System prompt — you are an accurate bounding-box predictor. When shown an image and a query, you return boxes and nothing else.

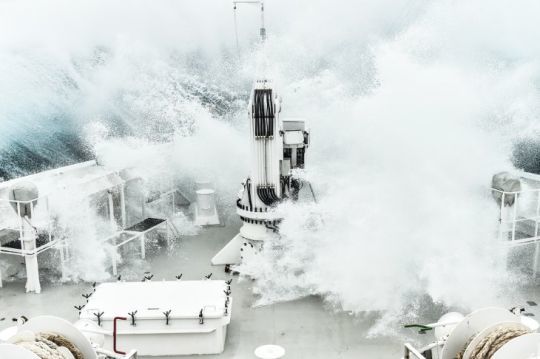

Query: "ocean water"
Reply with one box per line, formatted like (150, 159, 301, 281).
(2, 0, 540, 334)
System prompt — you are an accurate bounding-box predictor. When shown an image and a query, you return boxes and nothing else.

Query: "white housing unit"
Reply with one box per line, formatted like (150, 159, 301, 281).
(194, 188, 220, 226)
(79, 280, 232, 356)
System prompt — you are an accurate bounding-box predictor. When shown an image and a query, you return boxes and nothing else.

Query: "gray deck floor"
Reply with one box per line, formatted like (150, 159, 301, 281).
(0, 220, 414, 358)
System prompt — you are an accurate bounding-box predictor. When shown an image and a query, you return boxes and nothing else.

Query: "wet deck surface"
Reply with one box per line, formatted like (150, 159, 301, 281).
(0, 219, 411, 358)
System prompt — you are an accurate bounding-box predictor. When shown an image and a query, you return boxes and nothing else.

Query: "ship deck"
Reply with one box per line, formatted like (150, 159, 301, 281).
(3, 217, 540, 358)
(0, 219, 405, 358)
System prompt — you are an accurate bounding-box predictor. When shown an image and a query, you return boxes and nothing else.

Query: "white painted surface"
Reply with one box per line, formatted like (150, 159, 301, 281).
(433, 312, 463, 342)
(492, 333, 540, 358)
(194, 188, 220, 226)
(521, 316, 540, 332)
(0, 343, 40, 359)
(81, 281, 229, 320)
(0, 225, 404, 359)
(80, 280, 231, 356)
(197, 189, 216, 211)
(255, 344, 286, 359)
(440, 307, 520, 359)
(283, 131, 304, 146)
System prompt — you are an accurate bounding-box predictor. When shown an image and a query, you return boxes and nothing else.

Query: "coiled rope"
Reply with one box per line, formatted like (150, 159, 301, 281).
(455, 325, 530, 359)
(9, 330, 83, 359)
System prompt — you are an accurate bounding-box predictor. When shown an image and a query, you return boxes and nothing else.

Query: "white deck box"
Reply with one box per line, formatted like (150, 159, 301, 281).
(79, 280, 232, 356)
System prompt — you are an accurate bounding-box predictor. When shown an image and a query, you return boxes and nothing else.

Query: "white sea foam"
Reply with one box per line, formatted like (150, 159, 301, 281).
(1, 0, 540, 333)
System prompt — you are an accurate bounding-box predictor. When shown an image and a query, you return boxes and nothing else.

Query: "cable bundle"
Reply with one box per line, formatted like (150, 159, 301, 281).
(257, 185, 280, 206)
(253, 89, 274, 138)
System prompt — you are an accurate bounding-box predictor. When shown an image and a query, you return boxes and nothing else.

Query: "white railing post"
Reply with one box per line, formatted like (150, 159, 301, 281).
(512, 192, 518, 242)
(535, 190, 540, 237)
(142, 198, 146, 220)
(403, 344, 426, 359)
(499, 192, 505, 241)
(17, 201, 23, 240)
(533, 190, 540, 278)
(46, 196, 52, 243)
(172, 191, 176, 215)
(120, 185, 126, 229)
(108, 191, 116, 231)
(111, 246, 118, 276)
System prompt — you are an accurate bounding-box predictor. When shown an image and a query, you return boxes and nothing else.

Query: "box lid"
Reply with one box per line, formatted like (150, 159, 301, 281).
(80, 280, 229, 320)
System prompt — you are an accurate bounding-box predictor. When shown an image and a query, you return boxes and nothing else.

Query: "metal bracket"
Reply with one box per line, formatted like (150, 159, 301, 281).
(113, 316, 128, 355)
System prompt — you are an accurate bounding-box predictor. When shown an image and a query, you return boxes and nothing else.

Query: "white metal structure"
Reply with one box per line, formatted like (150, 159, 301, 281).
(194, 181, 221, 226)
(492, 171, 540, 276)
(0, 193, 60, 293)
(233, 0, 266, 53)
(0, 315, 137, 359)
(0, 161, 117, 292)
(402, 307, 540, 359)
(78, 280, 232, 356)
(0, 160, 185, 291)
(105, 218, 173, 276)
(212, 81, 310, 265)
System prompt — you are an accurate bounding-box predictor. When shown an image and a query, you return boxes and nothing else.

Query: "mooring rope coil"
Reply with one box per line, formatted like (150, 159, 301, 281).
(10, 330, 84, 359)
(455, 325, 530, 359)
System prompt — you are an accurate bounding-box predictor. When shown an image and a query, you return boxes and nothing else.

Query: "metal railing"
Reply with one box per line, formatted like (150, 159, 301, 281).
(493, 186, 540, 246)
(0, 195, 56, 255)
(492, 175, 540, 277)
(403, 344, 427, 359)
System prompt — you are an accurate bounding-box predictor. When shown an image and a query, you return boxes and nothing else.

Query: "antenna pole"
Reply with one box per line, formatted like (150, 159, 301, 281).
(259, 1, 266, 42)
(233, 3, 240, 55)
(233, 0, 267, 47)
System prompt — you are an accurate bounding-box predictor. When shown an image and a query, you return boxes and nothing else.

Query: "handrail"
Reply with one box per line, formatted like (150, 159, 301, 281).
(113, 317, 128, 355)
(0, 238, 62, 256)
(493, 185, 540, 245)
(403, 343, 427, 359)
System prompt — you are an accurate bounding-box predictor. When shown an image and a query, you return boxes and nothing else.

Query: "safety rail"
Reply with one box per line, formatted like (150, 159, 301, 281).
(0, 196, 52, 241)
(105, 218, 172, 276)
(403, 343, 427, 359)
(143, 188, 190, 220)
(493, 177, 540, 277)
(0, 195, 66, 290)
(493, 186, 540, 245)
(0, 161, 186, 292)
(0, 238, 62, 256)
(0, 196, 60, 258)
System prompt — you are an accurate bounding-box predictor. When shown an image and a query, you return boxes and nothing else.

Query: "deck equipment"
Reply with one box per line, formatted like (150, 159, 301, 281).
(194, 180, 221, 226)
(212, 81, 310, 265)
(0, 160, 185, 292)
(403, 307, 540, 359)
(77, 280, 232, 356)
(0, 315, 137, 358)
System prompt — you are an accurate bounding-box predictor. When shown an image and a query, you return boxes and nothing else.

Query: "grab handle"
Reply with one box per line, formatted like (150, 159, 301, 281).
(113, 316, 127, 354)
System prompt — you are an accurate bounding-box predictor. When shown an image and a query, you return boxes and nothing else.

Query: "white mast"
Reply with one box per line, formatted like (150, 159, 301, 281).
(233, 0, 266, 55)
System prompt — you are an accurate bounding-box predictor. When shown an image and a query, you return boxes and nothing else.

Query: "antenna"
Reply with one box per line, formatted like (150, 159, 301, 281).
(233, 0, 266, 53)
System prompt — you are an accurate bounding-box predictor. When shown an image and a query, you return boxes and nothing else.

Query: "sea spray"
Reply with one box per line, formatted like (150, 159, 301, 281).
(1, 0, 540, 334)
